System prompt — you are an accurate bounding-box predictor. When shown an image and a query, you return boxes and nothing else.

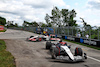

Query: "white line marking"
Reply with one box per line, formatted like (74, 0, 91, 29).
(87, 56, 100, 63)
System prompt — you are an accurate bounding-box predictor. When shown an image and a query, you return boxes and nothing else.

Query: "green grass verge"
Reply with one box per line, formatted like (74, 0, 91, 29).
(63, 39, 100, 50)
(0, 30, 6, 32)
(0, 40, 16, 67)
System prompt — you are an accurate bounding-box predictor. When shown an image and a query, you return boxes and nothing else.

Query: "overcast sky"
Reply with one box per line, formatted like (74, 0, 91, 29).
(0, 0, 100, 26)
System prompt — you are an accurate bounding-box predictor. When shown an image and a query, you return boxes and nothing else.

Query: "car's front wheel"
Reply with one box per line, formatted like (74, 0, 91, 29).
(75, 47, 83, 56)
(46, 42, 51, 49)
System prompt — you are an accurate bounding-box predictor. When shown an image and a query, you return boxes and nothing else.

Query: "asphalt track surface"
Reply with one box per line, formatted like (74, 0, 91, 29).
(0, 29, 100, 67)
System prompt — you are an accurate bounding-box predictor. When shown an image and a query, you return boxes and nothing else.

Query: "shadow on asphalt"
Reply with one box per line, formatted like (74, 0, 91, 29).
(41, 48, 47, 50)
(41, 47, 51, 55)
(45, 57, 85, 64)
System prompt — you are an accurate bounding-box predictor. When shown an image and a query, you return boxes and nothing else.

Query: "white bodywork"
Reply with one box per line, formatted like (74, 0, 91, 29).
(43, 36, 50, 41)
(29, 36, 38, 39)
(61, 46, 75, 60)
(56, 46, 85, 62)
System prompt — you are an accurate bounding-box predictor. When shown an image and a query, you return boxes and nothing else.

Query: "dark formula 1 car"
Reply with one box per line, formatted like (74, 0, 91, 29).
(26, 36, 42, 42)
(50, 44, 87, 62)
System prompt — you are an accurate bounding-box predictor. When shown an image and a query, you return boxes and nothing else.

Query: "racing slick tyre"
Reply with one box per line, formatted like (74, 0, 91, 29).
(39, 38, 42, 41)
(51, 47, 59, 59)
(75, 47, 83, 56)
(46, 42, 51, 49)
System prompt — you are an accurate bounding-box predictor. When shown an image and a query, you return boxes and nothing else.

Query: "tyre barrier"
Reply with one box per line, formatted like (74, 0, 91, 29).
(62, 36, 100, 47)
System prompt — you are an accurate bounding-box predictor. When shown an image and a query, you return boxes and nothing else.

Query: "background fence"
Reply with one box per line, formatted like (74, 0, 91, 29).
(8, 26, 100, 47)
(9, 26, 100, 40)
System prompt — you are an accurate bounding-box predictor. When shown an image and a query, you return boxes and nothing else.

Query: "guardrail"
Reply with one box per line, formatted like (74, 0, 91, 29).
(8, 27, 100, 47)
(62, 35, 100, 47)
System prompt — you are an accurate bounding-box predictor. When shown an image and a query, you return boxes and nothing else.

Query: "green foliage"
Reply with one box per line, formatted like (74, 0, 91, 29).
(15, 23, 18, 27)
(80, 17, 91, 30)
(0, 16, 6, 25)
(0, 40, 16, 67)
(6, 21, 18, 27)
(68, 9, 77, 26)
(91, 34, 98, 39)
(48, 23, 52, 27)
(61, 9, 69, 26)
(45, 6, 77, 27)
(23, 21, 38, 27)
(0, 29, 6, 32)
(32, 21, 38, 27)
(52, 7, 62, 27)
(23, 21, 30, 27)
(41, 23, 47, 27)
(45, 14, 50, 26)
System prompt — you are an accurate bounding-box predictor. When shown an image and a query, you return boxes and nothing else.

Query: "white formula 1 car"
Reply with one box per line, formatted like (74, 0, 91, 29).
(26, 36, 43, 42)
(42, 34, 61, 41)
(50, 44, 87, 62)
(26, 34, 61, 42)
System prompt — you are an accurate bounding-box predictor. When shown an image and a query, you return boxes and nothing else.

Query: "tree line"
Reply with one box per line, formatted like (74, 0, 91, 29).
(0, 6, 100, 39)
(22, 6, 78, 27)
(0, 6, 91, 28)
(0, 6, 98, 29)
(45, 6, 77, 27)
(0, 16, 6, 26)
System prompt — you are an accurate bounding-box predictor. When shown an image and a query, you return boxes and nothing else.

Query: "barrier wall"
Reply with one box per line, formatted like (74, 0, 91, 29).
(62, 36, 100, 47)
